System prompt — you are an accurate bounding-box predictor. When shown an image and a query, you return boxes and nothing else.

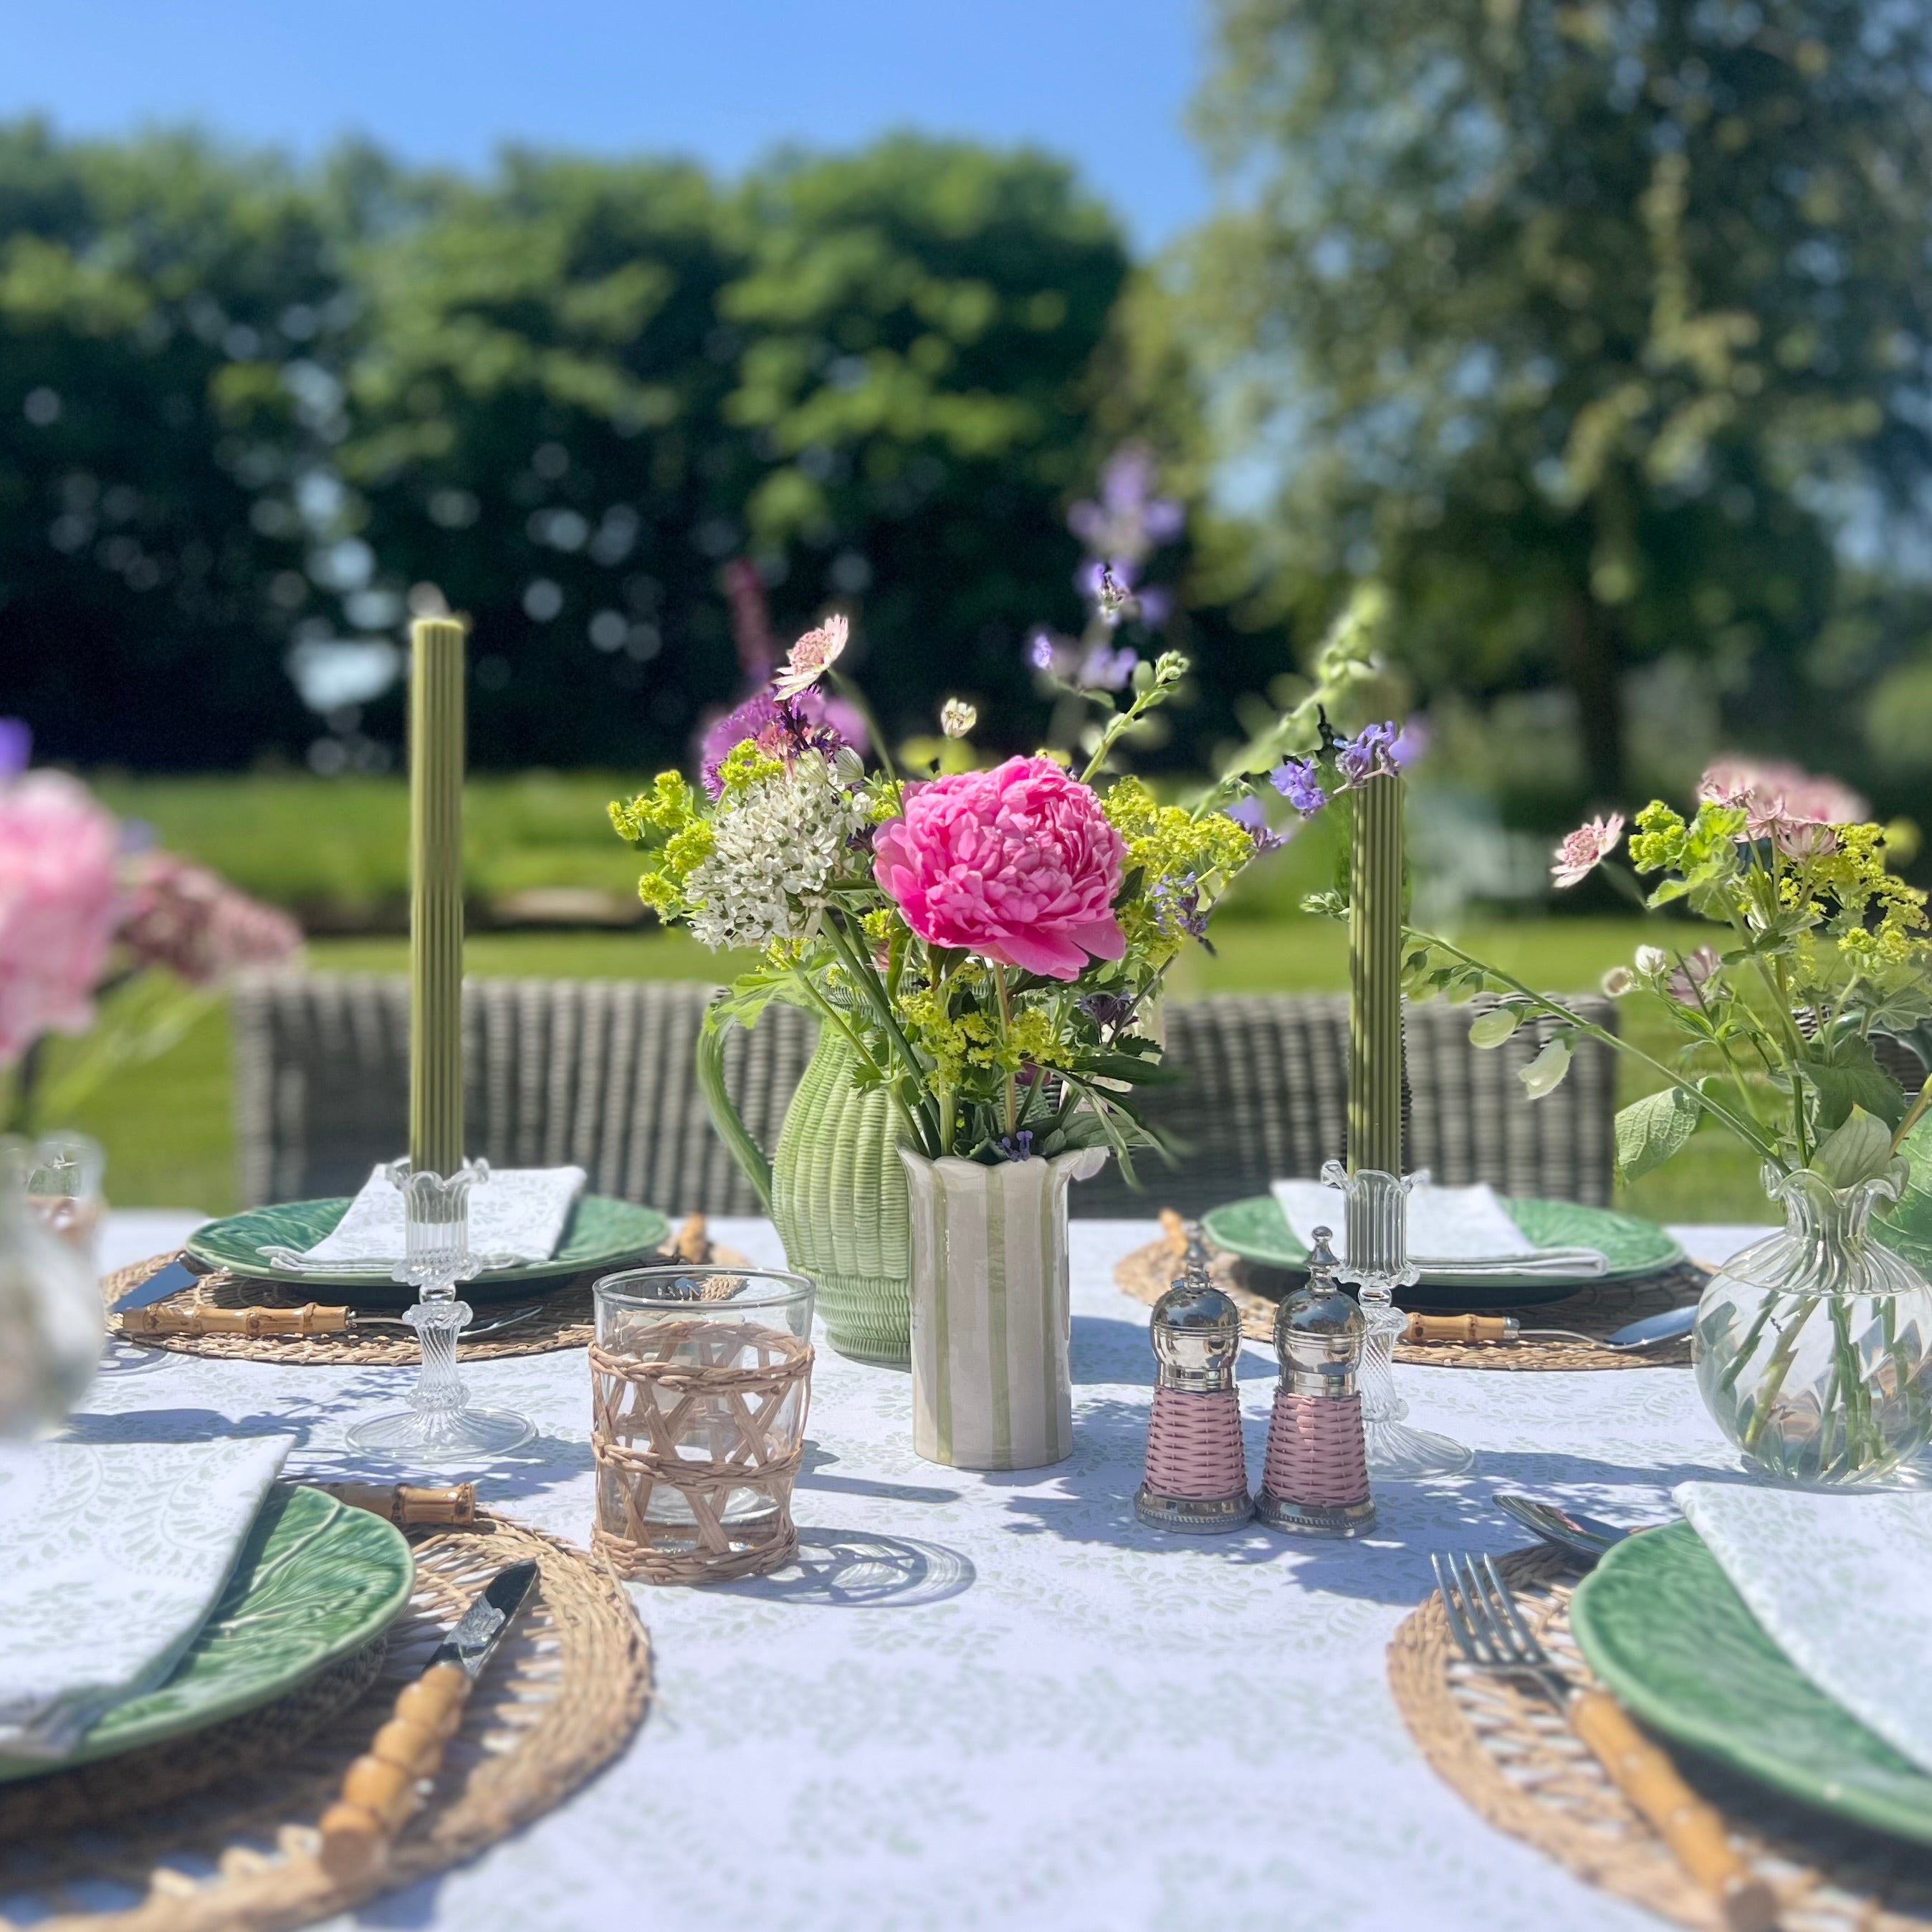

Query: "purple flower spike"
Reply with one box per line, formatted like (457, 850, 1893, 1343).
(1270, 758, 1329, 816)
(1026, 629, 1056, 673)
(1225, 795, 1283, 851)
(0, 718, 31, 779)
(998, 1129, 1036, 1162)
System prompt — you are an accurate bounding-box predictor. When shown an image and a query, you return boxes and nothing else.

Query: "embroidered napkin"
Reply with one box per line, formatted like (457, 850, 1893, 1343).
(1675, 1482, 1932, 1777)
(1273, 1177, 1543, 1261)
(291, 1163, 587, 1271)
(0, 1435, 294, 1760)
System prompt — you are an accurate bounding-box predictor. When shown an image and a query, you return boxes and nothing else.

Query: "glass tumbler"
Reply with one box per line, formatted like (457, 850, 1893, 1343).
(590, 1265, 816, 1584)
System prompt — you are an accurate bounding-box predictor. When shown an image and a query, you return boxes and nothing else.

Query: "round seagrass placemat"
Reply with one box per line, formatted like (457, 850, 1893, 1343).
(1388, 1545, 1932, 1931)
(0, 1508, 651, 1932)
(103, 1223, 748, 1366)
(1112, 1237, 1708, 1370)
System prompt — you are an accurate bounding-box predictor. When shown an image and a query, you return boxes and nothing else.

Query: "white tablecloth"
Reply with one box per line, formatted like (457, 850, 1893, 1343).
(77, 1215, 1773, 1932)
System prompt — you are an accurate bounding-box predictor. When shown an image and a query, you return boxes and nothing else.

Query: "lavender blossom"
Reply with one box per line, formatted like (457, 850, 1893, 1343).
(1270, 757, 1329, 816)
(1076, 641, 1139, 692)
(0, 719, 29, 780)
(1335, 721, 1402, 785)
(998, 1129, 1036, 1162)
(1026, 629, 1056, 672)
(1149, 876, 1210, 943)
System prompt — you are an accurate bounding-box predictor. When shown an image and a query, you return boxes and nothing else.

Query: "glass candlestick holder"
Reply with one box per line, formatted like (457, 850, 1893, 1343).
(1319, 1160, 1473, 1480)
(345, 1159, 536, 1461)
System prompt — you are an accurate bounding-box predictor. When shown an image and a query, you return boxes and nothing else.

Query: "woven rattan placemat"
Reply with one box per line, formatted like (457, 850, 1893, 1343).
(104, 1220, 746, 1365)
(0, 1507, 651, 1932)
(1113, 1237, 1708, 1370)
(1388, 1545, 1932, 1931)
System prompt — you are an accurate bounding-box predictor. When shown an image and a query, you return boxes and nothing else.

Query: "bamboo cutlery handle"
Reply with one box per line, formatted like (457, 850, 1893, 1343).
(315, 1481, 477, 1528)
(1402, 1312, 1516, 1344)
(119, 1301, 350, 1337)
(1568, 1690, 1776, 1931)
(317, 1660, 474, 1883)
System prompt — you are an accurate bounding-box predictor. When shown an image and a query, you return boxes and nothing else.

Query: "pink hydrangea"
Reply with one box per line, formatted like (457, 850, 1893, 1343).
(119, 852, 302, 987)
(873, 756, 1126, 980)
(0, 773, 121, 1066)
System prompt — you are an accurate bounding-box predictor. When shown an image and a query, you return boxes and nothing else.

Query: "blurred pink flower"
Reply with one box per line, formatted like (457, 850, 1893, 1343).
(118, 853, 302, 987)
(1551, 813, 1624, 889)
(1697, 757, 1868, 841)
(1665, 945, 1722, 1006)
(0, 773, 121, 1066)
(873, 755, 1126, 980)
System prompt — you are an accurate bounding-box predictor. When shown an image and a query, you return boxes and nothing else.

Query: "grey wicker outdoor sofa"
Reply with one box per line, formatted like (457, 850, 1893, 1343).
(231, 975, 1620, 1219)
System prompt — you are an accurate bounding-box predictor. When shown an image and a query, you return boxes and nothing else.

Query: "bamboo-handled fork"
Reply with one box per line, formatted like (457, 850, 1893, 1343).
(1431, 1552, 1778, 1932)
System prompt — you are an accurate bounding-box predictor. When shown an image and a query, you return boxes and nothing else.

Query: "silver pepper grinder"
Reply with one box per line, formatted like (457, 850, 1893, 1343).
(1135, 1233, 1253, 1532)
(1254, 1227, 1376, 1536)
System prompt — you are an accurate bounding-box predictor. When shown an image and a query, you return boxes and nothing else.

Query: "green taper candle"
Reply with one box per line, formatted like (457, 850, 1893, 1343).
(1347, 767, 1404, 1175)
(408, 616, 466, 1177)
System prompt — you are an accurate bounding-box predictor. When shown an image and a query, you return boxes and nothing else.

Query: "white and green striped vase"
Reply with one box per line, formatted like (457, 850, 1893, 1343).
(899, 1145, 1109, 1471)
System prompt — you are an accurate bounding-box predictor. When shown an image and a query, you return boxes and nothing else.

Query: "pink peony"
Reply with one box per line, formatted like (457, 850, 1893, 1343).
(1551, 813, 1624, 889)
(119, 851, 302, 987)
(873, 756, 1126, 980)
(0, 773, 121, 1066)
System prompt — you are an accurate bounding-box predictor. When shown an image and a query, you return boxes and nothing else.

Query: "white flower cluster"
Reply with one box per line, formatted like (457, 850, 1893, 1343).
(687, 753, 862, 950)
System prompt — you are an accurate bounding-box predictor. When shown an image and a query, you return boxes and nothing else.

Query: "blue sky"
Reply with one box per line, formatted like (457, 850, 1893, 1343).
(0, 1, 1217, 250)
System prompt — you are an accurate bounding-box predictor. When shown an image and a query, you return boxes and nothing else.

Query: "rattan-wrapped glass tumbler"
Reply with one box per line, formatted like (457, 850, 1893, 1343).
(590, 1265, 815, 1584)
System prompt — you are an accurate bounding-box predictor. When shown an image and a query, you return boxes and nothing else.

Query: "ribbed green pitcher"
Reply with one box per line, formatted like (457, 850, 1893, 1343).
(698, 1015, 911, 1365)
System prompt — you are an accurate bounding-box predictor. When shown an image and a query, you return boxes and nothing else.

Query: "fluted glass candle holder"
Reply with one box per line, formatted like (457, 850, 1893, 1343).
(1319, 1160, 1473, 1480)
(345, 1159, 536, 1461)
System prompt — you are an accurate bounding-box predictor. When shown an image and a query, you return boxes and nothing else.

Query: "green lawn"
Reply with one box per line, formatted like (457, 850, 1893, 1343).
(62, 916, 1766, 1225)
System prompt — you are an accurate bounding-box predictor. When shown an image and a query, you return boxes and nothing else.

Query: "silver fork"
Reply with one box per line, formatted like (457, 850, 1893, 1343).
(1432, 1551, 1777, 1932)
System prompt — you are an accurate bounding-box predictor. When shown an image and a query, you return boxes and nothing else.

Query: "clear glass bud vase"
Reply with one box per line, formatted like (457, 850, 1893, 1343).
(1694, 1164, 1932, 1486)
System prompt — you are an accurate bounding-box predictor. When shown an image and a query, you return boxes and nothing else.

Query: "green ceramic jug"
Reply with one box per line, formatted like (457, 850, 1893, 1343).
(697, 1012, 912, 1365)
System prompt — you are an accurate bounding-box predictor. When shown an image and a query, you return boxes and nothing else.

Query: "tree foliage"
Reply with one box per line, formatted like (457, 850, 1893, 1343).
(1188, 0, 1932, 800)
(1, 125, 1210, 775)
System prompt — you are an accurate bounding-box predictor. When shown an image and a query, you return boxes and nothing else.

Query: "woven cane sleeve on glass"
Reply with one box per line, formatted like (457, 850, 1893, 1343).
(1261, 1385, 1371, 1509)
(1143, 1385, 1248, 1501)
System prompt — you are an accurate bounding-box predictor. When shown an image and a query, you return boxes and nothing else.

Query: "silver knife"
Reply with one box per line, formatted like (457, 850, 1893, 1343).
(317, 1558, 540, 1880)
(110, 1256, 202, 1314)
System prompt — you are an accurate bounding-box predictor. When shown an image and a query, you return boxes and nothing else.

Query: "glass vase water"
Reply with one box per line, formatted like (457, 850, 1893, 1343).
(1694, 1163, 1932, 1486)
(345, 1159, 536, 1460)
(1319, 1159, 1473, 1479)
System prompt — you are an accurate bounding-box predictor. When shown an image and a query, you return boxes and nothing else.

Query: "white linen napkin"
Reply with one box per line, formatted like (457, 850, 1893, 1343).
(0, 1435, 294, 1760)
(1676, 1482, 1932, 1776)
(289, 1163, 587, 1272)
(1273, 1177, 1542, 1261)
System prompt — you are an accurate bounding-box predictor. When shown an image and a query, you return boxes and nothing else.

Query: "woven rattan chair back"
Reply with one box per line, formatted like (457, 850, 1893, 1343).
(235, 977, 1617, 1222)
(1071, 992, 1620, 1218)
(232, 975, 816, 1215)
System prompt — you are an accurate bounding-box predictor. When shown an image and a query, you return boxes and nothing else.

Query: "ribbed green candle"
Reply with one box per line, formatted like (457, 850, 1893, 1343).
(408, 616, 466, 1177)
(1347, 769, 1405, 1175)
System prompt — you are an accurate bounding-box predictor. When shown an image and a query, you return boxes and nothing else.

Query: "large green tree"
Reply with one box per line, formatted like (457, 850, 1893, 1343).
(337, 136, 1135, 770)
(0, 123, 330, 765)
(1189, 0, 1932, 803)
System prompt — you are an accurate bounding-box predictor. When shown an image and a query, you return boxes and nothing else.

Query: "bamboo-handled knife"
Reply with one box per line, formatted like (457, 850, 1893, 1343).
(317, 1557, 539, 1884)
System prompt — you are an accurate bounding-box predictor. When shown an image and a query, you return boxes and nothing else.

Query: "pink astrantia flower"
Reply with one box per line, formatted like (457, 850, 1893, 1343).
(119, 852, 302, 987)
(1551, 813, 1625, 889)
(1697, 757, 1867, 843)
(1665, 945, 1722, 1007)
(0, 772, 121, 1066)
(772, 613, 849, 701)
(872, 755, 1126, 980)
